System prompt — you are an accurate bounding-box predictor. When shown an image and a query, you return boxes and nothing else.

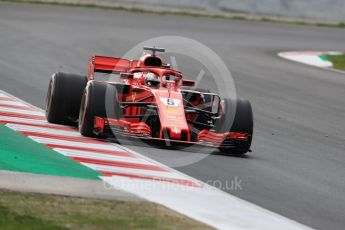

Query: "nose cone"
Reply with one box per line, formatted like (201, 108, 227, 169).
(164, 125, 188, 141)
(154, 91, 190, 141)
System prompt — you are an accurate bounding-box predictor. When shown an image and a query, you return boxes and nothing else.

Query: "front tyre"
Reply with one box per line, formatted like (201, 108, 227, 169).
(216, 98, 253, 155)
(78, 81, 121, 138)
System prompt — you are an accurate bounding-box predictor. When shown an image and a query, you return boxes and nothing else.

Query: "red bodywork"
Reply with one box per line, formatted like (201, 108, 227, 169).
(87, 53, 248, 147)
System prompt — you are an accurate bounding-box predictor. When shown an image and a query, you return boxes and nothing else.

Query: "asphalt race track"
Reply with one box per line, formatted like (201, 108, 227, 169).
(1, 3, 345, 229)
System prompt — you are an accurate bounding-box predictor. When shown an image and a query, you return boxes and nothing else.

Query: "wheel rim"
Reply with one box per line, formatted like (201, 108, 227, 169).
(45, 76, 54, 117)
(78, 90, 88, 131)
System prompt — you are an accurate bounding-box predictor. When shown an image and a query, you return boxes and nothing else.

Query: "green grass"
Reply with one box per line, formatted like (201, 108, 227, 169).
(0, 205, 66, 230)
(1, 0, 345, 29)
(326, 54, 345, 71)
(0, 189, 213, 230)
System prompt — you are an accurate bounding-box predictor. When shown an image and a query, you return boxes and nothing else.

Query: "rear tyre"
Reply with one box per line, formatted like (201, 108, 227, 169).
(216, 98, 253, 155)
(46, 72, 87, 125)
(78, 81, 121, 138)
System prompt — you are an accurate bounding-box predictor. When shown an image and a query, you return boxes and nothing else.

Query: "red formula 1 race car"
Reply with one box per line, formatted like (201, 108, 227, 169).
(46, 47, 253, 155)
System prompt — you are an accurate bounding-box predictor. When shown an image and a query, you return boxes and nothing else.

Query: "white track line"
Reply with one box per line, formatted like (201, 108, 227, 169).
(6, 124, 80, 137)
(278, 51, 345, 75)
(0, 100, 30, 106)
(0, 93, 12, 98)
(0, 107, 44, 116)
(278, 52, 332, 67)
(56, 148, 155, 165)
(0, 116, 63, 126)
(83, 163, 188, 180)
(29, 136, 126, 152)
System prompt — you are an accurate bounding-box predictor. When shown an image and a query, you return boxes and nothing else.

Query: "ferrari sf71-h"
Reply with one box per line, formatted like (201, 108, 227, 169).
(46, 47, 253, 155)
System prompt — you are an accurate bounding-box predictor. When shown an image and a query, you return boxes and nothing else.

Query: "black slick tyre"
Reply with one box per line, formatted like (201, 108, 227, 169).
(46, 72, 87, 125)
(216, 98, 253, 155)
(78, 81, 121, 138)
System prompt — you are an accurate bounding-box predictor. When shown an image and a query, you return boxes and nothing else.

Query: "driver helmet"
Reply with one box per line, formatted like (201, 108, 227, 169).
(145, 72, 160, 87)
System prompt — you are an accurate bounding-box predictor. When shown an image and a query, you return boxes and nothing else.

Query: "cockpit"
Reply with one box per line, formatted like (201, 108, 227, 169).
(138, 72, 182, 89)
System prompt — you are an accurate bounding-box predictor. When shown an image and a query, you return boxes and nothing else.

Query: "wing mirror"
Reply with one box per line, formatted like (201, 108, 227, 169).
(182, 79, 195, 87)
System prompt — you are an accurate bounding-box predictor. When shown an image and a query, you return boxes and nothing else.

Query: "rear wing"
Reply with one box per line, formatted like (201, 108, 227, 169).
(88, 55, 138, 79)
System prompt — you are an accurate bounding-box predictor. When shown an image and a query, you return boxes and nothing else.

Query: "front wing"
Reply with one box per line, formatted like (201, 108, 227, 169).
(94, 117, 250, 149)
